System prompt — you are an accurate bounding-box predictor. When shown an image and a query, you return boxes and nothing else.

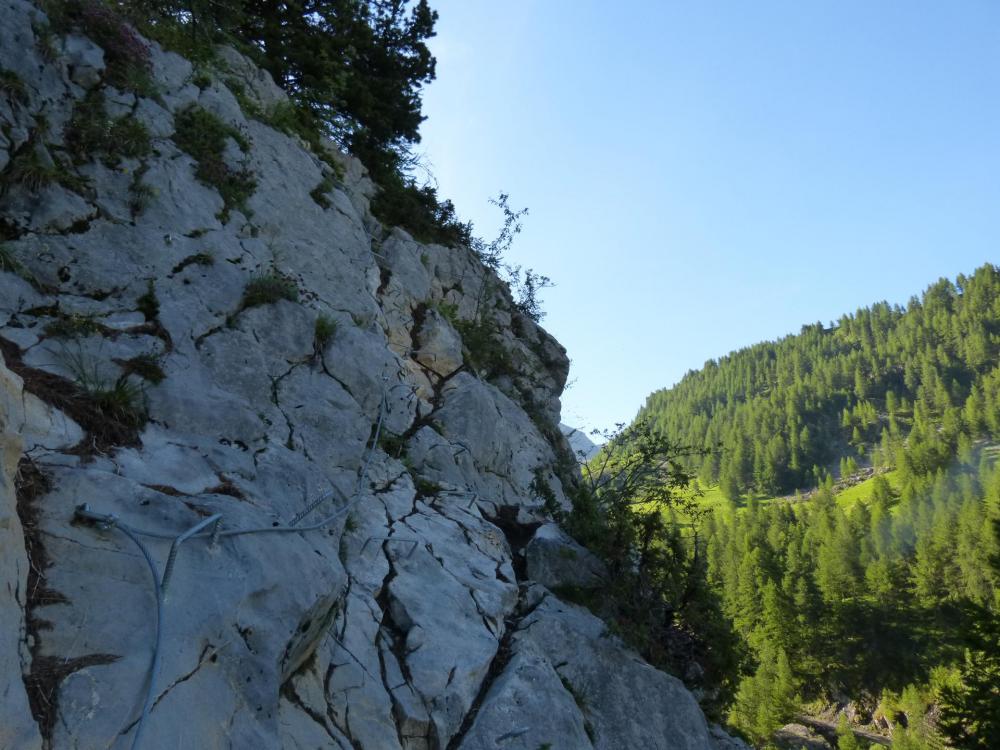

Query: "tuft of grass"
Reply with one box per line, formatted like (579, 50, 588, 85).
(171, 252, 214, 273)
(43, 313, 102, 339)
(309, 176, 336, 209)
(136, 280, 159, 320)
(4, 149, 59, 193)
(3, 140, 90, 195)
(414, 477, 442, 496)
(172, 106, 256, 221)
(120, 353, 165, 384)
(66, 92, 151, 164)
(0, 244, 35, 284)
(48, 344, 148, 448)
(378, 431, 406, 458)
(128, 170, 155, 217)
(191, 71, 212, 89)
(0, 69, 28, 105)
(34, 24, 59, 63)
(241, 271, 298, 309)
(314, 314, 337, 348)
(91, 378, 147, 427)
(454, 316, 511, 378)
(113, 118, 152, 159)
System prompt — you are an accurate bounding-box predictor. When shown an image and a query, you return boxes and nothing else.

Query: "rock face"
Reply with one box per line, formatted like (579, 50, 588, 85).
(0, 3, 741, 748)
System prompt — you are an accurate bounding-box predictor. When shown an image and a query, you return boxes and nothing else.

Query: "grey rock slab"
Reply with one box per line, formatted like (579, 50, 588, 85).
(0, 420, 43, 748)
(148, 42, 193, 99)
(435, 372, 566, 513)
(320, 323, 417, 436)
(0, 271, 47, 315)
(1, 350, 84, 452)
(61, 33, 105, 89)
(279, 695, 355, 749)
(213, 45, 288, 113)
(385, 514, 510, 746)
(34, 463, 348, 749)
(274, 363, 371, 472)
(515, 590, 716, 750)
(139, 147, 226, 233)
(144, 351, 269, 446)
(525, 523, 607, 590)
(415, 308, 463, 376)
(455, 649, 594, 750)
(381, 231, 433, 303)
(709, 724, 752, 750)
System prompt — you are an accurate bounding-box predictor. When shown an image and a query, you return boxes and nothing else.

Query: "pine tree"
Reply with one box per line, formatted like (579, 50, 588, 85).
(938, 519, 1000, 748)
(835, 714, 861, 750)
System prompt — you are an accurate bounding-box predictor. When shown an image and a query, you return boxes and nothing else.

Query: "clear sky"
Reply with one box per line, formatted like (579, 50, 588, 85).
(416, 1, 1000, 434)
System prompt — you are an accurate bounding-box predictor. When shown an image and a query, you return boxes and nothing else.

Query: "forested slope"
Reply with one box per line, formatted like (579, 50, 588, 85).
(636, 265, 1000, 747)
(640, 264, 1000, 499)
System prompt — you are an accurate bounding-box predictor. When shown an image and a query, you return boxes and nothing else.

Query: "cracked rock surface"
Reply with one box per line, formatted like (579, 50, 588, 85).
(0, 2, 744, 748)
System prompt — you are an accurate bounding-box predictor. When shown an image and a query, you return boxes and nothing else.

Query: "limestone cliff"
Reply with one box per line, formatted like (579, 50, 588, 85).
(0, 2, 744, 747)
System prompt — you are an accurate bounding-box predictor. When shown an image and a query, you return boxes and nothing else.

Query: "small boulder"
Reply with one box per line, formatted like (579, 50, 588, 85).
(415, 308, 463, 376)
(525, 523, 607, 590)
(62, 33, 105, 89)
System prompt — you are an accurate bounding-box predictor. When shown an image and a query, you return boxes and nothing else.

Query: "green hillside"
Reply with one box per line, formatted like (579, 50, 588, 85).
(636, 265, 1000, 747)
(640, 264, 1000, 500)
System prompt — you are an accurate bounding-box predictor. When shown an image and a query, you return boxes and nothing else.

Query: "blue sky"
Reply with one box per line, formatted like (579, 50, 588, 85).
(416, 1, 1000, 433)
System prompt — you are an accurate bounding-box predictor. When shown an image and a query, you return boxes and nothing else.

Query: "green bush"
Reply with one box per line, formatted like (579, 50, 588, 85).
(0, 245, 34, 284)
(172, 106, 256, 221)
(309, 176, 336, 209)
(128, 169, 156, 216)
(120, 353, 165, 384)
(242, 271, 298, 309)
(454, 316, 511, 378)
(43, 313, 102, 339)
(67, 92, 151, 164)
(171, 252, 214, 273)
(0, 70, 28, 105)
(370, 174, 471, 247)
(136, 280, 159, 320)
(314, 314, 337, 348)
(2, 147, 88, 194)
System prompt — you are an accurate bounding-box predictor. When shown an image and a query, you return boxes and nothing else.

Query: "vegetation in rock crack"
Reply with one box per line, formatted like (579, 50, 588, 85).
(313, 314, 337, 349)
(2, 145, 88, 195)
(119, 353, 165, 385)
(60, 347, 148, 431)
(43, 313, 103, 339)
(0, 69, 28, 105)
(309, 175, 337, 209)
(470, 193, 553, 323)
(241, 271, 298, 309)
(66, 92, 152, 165)
(128, 166, 156, 217)
(0, 244, 35, 284)
(172, 106, 256, 221)
(136, 280, 159, 320)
